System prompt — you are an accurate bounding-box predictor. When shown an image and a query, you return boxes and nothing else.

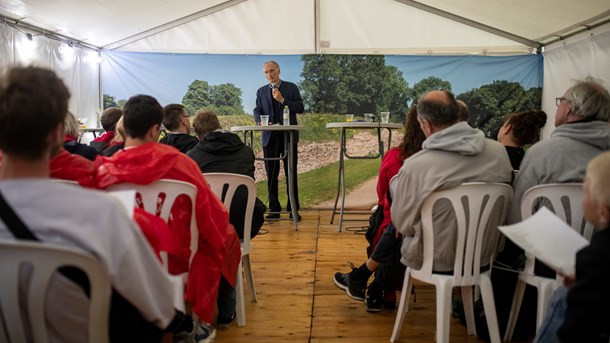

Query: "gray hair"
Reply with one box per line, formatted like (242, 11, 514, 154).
(565, 76, 610, 121)
(264, 60, 280, 71)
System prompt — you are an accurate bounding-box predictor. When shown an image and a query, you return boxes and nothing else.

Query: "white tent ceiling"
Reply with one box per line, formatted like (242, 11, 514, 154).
(1, 0, 609, 55)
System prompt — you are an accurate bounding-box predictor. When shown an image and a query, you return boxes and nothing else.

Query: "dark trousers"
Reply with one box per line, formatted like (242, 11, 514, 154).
(263, 133, 299, 212)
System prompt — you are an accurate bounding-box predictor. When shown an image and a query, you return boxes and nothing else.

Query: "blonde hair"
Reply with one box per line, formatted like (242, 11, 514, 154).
(64, 111, 80, 138)
(110, 116, 125, 144)
(585, 151, 610, 208)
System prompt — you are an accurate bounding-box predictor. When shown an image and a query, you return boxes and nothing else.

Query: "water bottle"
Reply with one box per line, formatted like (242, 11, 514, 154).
(283, 105, 290, 125)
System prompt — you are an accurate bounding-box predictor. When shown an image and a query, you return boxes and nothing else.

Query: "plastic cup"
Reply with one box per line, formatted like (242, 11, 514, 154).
(345, 114, 354, 122)
(364, 113, 374, 122)
(380, 111, 390, 123)
(260, 115, 269, 126)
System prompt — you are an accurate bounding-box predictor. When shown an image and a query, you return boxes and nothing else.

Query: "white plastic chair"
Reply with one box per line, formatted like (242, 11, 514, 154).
(0, 239, 111, 343)
(504, 183, 594, 342)
(204, 172, 257, 327)
(107, 179, 198, 312)
(391, 182, 512, 343)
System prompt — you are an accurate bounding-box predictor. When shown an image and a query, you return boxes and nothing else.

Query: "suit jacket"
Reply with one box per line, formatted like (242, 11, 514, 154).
(253, 80, 304, 147)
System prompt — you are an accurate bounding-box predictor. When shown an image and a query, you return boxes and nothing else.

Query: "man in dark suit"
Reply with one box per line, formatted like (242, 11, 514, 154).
(253, 61, 304, 220)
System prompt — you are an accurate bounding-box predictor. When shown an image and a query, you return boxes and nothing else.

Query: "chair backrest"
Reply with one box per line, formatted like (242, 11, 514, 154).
(521, 183, 594, 240)
(419, 182, 512, 283)
(203, 172, 256, 252)
(0, 239, 111, 343)
(520, 183, 594, 274)
(107, 179, 198, 267)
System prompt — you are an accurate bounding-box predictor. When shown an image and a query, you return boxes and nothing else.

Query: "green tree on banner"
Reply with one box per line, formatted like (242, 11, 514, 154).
(103, 94, 117, 109)
(182, 80, 244, 115)
(410, 76, 452, 105)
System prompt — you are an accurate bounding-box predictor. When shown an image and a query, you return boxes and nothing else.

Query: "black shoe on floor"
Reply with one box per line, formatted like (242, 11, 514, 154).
(333, 271, 366, 301)
(265, 213, 280, 220)
(365, 280, 383, 312)
(289, 212, 302, 221)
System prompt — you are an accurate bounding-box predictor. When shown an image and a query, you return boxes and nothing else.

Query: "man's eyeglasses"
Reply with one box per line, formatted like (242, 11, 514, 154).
(555, 97, 568, 107)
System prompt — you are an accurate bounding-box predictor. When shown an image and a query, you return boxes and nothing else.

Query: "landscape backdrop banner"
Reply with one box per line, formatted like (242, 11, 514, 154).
(102, 51, 542, 137)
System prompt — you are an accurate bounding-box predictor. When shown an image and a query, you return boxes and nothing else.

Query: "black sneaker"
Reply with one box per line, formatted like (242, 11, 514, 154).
(365, 294, 383, 312)
(365, 281, 383, 312)
(265, 212, 280, 220)
(333, 272, 366, 301)
(289, 212, 302, 221)
(216, 312, 235, 330)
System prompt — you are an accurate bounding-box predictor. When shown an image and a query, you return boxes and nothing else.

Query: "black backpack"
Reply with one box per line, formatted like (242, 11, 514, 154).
(365, 204, 384, 257)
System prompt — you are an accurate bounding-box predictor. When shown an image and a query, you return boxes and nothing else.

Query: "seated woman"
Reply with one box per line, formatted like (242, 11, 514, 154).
(101, 115, 125, 157)
(497, 109, 547, 169)
(333, 105, 426, 312)
(63, 111, 97, 161)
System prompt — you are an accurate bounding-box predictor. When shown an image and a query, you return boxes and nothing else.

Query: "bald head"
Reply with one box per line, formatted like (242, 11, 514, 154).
(417, 90, 460, 128)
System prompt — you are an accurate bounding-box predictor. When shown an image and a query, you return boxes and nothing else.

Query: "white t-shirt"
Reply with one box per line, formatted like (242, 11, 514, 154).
(0, 179, 176, 343)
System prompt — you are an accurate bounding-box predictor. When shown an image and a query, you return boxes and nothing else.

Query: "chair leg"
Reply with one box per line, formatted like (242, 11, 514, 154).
(436, 281, 453, 343)
(242, 254, 257, 302)
(235, 262, 246, 327)
(390, 271, 414, 342)
(461, 286, 477, 336)
(536, 280, 557, 330)
(504, 278, 526, 342)
(479, 274, 501, 343)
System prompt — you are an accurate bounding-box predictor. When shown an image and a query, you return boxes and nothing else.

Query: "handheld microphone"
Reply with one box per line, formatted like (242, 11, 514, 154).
(270, 82, 277, 89)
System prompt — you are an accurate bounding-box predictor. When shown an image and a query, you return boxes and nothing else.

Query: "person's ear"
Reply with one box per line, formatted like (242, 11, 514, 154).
(149, 124, 160, 140)
(502, 123, 512, 135)
(418, 117, 432, 136)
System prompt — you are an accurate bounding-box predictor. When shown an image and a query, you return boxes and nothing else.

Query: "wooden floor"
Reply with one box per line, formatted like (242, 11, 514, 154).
(211, 210, 522, 343)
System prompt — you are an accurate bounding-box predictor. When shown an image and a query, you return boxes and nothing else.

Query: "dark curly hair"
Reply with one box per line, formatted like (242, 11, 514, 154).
(504, 110, 547, 146)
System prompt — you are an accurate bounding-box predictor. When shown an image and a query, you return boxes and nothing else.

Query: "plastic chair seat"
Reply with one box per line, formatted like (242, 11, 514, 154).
(391, 182, 512, 343)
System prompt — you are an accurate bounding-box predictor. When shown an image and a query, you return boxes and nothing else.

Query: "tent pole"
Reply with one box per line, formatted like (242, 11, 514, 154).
(393, 0, 541, 49)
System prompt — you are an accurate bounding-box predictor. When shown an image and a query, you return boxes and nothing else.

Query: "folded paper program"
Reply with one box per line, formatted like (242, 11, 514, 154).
(498, 207, 589, 276)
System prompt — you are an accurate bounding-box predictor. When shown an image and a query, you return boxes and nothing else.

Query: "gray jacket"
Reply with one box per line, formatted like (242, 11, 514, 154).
(507, 121, 610, 224)
(390, 122, 513, 271)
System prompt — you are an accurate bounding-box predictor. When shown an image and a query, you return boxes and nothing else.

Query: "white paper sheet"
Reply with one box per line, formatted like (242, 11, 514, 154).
(498, 207, 590, 276)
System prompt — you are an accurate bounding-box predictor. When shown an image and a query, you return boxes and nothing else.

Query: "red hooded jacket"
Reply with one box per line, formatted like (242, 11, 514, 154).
(83, 142, 241, 323)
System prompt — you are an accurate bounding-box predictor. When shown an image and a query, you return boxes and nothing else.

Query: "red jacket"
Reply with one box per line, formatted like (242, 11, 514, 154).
(49, 148, 94, 181)
(83, 142, 241, 322)
(373, 148, 403, 250)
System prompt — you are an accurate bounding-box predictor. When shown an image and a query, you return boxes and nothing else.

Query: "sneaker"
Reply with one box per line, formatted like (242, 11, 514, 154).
(289, 212, 302, 221)
(174, 322, 216, 343)
(195, 322, 216, 343)
(265, 212, 280, 220)
(216, 312, 235, 330)
(365, 293, 383, 312)
(333, 272, 365, 301)
(365, 281, 383, 312)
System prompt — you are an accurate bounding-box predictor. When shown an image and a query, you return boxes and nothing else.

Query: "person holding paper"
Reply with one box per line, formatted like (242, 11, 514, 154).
(534, 151, 610, 343)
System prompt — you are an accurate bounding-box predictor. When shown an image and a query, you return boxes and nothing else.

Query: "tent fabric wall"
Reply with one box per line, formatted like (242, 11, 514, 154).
(0, 23, 101, 126)
(541, 23, 610, 139)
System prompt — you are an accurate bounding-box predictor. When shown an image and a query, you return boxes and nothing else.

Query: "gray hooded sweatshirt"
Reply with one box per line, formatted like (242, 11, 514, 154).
(507, 120, 610, 224)
(390, 122, 513, 271)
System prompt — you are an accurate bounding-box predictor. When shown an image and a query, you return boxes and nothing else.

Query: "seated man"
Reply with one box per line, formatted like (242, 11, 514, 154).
(0, 66, 196, 343)
(85, 94, 241, 336)
(89, 107, 123, 153)
(159, 103, 199, 153)
(390, 90, 513, 272)
(187, 110, 266, 329)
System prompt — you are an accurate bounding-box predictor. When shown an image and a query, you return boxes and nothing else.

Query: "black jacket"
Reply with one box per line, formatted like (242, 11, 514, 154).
(159, 133, 198, 154)
(187, 130, 265, 239)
